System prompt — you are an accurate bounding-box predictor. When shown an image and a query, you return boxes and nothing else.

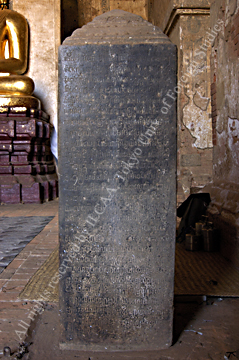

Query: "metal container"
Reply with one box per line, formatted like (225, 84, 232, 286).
(185, 234, 203, 251)
(203, 229, 219, 252)
(195, 222, 203, 236)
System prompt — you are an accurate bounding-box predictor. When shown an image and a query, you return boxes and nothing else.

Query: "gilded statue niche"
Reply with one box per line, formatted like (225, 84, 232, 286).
(0, 0, 40, 109)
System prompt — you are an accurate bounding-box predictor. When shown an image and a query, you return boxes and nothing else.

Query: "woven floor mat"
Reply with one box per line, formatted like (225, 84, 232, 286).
(0, 216, 54, 273)
(19, 246, 59, 302)
(19, 243, 239, 302)
(175, 244, 239, 296)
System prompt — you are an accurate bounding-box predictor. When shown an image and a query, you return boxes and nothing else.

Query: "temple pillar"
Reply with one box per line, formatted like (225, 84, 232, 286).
(152, 0, 214, 205)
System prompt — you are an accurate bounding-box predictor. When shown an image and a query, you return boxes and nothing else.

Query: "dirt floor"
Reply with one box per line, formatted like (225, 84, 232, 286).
(21, 296, 239, 360)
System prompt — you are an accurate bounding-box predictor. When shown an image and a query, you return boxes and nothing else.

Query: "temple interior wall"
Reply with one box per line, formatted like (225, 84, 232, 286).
(61, 0, 150, 41)
(152, 0, 239, 268)
(13, 0, 61, 131)
(151, 0, 213, 31)
(206, 0, 239, 268)
(149, 1, 214, 204)
(167, 13, 213, 204)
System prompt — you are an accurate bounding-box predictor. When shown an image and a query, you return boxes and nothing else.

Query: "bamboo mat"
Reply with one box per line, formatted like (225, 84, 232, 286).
(0, 216, 54, 273)
(175, 244, 239, 296)
(19, 244, 239, 302)
(19, 246, 59, 302)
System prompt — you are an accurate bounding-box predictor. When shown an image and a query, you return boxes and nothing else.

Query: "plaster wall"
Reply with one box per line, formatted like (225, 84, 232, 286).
(152, 0, 213, 31)
(62, 0, 149, 40)
(177, 15, 213, 203)
(207, 0, 239, 268)
(210, 0, 239, 184)
(151, 4, 214, 203)
(13, 0, 61, 132)
(110, 0, 148, 19)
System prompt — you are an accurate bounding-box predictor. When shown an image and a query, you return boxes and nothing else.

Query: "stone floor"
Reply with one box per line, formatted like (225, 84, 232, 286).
(27, 297, 239, 360)
(0, 199, 238, 360)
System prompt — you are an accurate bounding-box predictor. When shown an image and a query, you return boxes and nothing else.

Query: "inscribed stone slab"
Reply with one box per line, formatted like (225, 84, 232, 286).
(58, 10, 177, 351)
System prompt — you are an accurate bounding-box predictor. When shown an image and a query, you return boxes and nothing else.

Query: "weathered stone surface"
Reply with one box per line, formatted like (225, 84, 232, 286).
(152, 0, 213, 31)
(59, 10, 176, 351)
(63, 9, 171, 46)
(181, 154, 201, 167)
(152, 4, 214, 203)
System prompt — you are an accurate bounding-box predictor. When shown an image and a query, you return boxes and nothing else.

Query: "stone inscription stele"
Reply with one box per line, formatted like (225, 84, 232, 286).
(58, 10, 177, 351)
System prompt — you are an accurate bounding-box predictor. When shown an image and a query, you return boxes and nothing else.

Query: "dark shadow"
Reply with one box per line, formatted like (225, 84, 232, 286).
(173, 295, 204, 344)
(212, 214, 239, 270)
(61, 0, 79, 42)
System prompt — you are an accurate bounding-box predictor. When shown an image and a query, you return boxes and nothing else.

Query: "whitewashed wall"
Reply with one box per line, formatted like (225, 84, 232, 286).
(13, 0, 60, 156)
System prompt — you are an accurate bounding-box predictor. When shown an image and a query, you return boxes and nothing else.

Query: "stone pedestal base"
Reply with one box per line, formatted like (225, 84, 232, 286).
(0, 107, 58, 204)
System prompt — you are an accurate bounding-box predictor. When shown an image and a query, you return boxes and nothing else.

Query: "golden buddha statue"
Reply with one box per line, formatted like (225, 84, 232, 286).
(0, 0, 40, 108)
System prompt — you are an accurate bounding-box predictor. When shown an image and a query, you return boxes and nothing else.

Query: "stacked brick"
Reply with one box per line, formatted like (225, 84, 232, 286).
(0, 108, 58, 204)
